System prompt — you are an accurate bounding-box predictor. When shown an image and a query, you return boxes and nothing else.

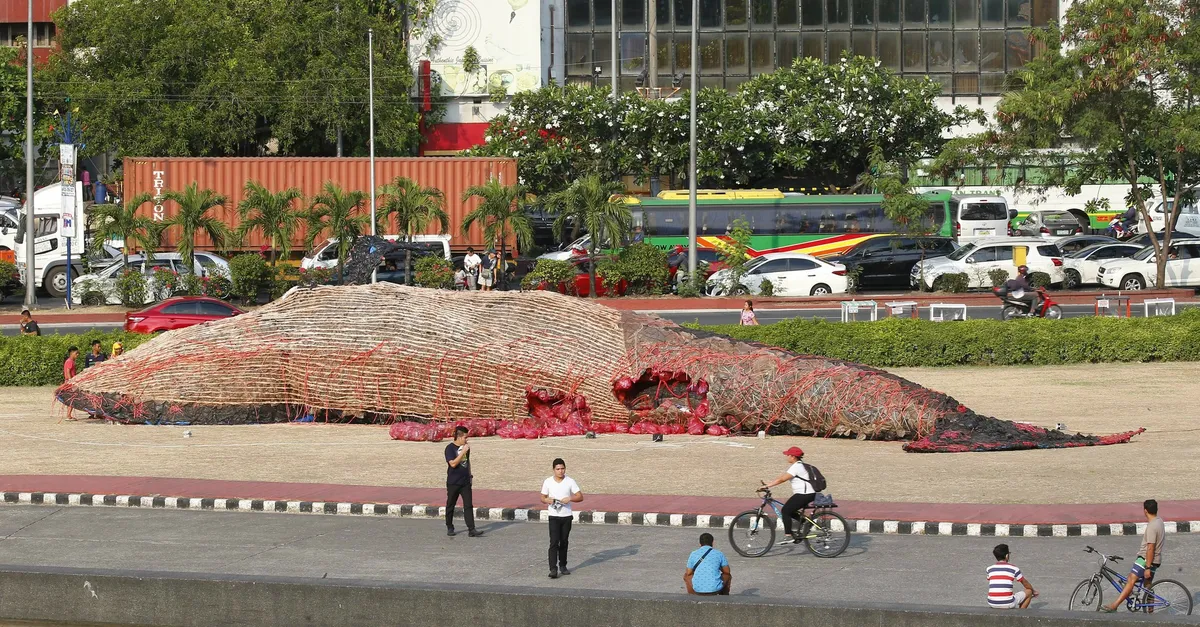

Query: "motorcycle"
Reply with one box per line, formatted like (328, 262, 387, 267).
(994, 285, 1063, 320)
(1106, 218, 1139, 241)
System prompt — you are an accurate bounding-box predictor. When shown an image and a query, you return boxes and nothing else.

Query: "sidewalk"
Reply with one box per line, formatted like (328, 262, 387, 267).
(2, 288, 1194, 324)
(3, 475, 1197, 536)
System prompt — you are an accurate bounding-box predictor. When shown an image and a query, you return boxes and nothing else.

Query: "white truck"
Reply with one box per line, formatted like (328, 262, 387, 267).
(13, 181, 115, 298)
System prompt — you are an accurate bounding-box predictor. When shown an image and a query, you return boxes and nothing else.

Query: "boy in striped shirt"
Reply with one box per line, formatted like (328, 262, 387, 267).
(987, 544, 1038, 609)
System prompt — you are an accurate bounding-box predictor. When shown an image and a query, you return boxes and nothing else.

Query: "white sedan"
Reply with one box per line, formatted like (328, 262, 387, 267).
(706, 252, 848, 297)
(71, 253, 230, 305)
(1061, 242, 1142, 288)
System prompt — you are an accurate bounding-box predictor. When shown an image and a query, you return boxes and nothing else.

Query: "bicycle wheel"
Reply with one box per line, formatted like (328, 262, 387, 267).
(728, 510, 775, 558)
(1068, 579, 1103, 611)
(804, 510, 850, 558)
(1149, 579, 1193, 615)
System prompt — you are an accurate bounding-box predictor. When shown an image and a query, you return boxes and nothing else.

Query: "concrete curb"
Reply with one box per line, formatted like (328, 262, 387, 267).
(5, 491, 1198, 538)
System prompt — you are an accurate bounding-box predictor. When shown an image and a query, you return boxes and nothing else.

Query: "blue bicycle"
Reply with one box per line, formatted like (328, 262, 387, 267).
(1068, 546, 1192, 615)
(727, 487, 850, 558)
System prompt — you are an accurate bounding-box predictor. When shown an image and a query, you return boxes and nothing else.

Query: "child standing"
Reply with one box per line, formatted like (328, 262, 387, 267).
(740, 300, 759, 326)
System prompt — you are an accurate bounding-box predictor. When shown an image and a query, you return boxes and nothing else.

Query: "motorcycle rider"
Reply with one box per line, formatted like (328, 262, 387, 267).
(1002, 265, 1039, 314)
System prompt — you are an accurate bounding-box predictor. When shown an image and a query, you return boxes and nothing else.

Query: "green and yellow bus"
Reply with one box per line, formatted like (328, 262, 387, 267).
(628, 189, 954, 257)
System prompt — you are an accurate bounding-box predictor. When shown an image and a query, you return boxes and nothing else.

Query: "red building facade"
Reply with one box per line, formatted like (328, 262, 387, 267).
(1, 0, 67, 65)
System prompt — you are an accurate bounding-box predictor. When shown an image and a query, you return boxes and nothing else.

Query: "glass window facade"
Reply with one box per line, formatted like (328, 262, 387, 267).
(564, 0, 1055, 94)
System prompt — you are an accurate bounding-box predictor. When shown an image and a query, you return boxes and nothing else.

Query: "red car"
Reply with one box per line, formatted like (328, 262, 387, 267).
(536, 255, 629, 297)
(125, 296, 244, 334)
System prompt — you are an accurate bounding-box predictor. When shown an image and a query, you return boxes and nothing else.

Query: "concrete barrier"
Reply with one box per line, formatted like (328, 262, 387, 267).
(0, 566, 1193, 627)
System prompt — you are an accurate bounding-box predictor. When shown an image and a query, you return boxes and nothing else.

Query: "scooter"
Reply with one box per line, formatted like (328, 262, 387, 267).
(994, 285, 1063, 320)
(1106, 218, 1139, 241)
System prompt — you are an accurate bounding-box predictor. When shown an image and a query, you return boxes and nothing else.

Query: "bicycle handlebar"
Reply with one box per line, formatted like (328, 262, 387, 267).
(1083, 546, 1123, 562)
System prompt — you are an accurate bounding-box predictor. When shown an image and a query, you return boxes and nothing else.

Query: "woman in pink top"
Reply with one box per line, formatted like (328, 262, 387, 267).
(740, 300, 759, 326)
(62, 346, 79, 421)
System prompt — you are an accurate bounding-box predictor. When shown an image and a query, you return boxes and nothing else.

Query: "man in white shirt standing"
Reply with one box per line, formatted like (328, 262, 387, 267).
(759, 446, 816, 543)
(541, 457, 583, 579)
(462, 247, 482, 290)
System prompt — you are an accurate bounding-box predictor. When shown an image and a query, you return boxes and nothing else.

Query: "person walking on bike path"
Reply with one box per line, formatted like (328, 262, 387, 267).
(541, 457, 583, 579)
(759, 446, 816, 543)
(987, 543, 1037, 609)
(1102, 499, 1166, 612)
(684, 532, 732, 596)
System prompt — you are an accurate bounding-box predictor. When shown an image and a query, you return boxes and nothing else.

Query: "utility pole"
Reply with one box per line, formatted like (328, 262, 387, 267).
(23, 0, 36, 309)
(611, 0, 618, 98)
(647, 0, 657, 90)
(687, 0, 698, 280)
(368, 28, 377, 283)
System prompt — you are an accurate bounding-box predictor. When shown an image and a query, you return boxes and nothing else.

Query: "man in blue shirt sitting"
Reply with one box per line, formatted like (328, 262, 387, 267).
(684, 533, 732, 596)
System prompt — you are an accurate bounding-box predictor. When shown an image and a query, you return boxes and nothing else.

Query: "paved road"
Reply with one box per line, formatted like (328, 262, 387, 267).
(657, 303, 1198, 325)
(0, 505, 1196, 612)
(1, 322, 123, 336)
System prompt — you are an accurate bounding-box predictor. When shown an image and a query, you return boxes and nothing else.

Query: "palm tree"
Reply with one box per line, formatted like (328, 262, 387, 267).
(377, 176, 449, 285)
(89, 193, 161, 267)
(304, 181, 370, 282)
(461, 178, 534, 290)
(160, 183, 230, 272)
(234, 181, 306, 267)
(545, 175, 630, 297)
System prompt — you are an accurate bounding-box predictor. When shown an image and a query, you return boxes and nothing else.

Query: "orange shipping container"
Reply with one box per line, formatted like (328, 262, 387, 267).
(123, 157, 519, 255)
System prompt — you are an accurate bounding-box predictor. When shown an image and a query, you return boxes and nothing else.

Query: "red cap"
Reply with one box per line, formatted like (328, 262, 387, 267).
(782, 446, 804, 457)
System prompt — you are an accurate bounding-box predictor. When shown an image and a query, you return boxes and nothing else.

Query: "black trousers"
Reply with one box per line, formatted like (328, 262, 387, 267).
(548, 516, 572, 570)
(780, 493, 815, 535)
(446, 482, 475, 531)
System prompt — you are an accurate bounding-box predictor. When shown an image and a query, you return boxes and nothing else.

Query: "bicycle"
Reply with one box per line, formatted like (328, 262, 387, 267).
(1068, 545, 1192, 615)
(727, 486, 850, 558)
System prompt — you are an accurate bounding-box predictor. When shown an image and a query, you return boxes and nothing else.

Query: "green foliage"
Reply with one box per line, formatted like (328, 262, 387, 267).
(234, 182, 306, 266)
(269, 265, 297, 300)
(203, 266, 232, 299)
(377, 176, 448, 284)
(0, 260, 18, 299)
(1029, 271, 1052, 289)
(931, 272, 970, 293)
(758, 277, 776, 297)
(298, 266, 333, 288)
(461, 46, 481, 76)
(178, 273, 205, 297)
(304, 182, 370, 280)
(89, 194, 160, 267)
(161, 183, 230, 271)
(844, 264, 864, 294)
(711, 218, 753, 293)
(472, 59, 974, 194)
(150, 266, 182, 300)
(42, 0, 424, 157)
(489, 83, 509, 104)
(612, 242, 669, 295)
(462, 177, 534, 267)
(414, 255, 454, 289)
(229, 253, 270, 303)
(75, 277, 107, 306)
(115, 270, 147, 308)
(988, 268, 1010, 288)
(0, 332, 153, 386)
(676, 276, 702, 298)
(545, 175, 631, 297)
(700, 309, 1200, 368)
(521, 259, 576, 292)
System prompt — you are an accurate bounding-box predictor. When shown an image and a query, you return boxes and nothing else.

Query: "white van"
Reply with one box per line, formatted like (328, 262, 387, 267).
(953, 195, 1014, 243)
(300, 234, 451, 270)
(1147, 196, 1200, 235)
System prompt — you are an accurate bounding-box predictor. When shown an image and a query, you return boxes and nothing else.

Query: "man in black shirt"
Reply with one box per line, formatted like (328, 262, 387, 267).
(19, 310, 40, 336)
(445, 425, 482, 537)
(84, 340, 108, 369)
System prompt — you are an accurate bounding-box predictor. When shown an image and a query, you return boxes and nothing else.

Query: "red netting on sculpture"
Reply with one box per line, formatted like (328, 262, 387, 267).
(55, 285, 1142, 452)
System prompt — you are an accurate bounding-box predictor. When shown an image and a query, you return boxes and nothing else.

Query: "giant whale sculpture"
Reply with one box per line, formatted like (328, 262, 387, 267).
(57, 285, 1143, 452)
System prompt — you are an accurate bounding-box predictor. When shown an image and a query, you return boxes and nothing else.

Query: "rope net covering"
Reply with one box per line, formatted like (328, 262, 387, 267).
(56, 285, 1143, 452)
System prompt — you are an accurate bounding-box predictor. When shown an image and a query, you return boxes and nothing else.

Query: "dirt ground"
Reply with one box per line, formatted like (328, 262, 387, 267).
(0, 362, 1195, 504)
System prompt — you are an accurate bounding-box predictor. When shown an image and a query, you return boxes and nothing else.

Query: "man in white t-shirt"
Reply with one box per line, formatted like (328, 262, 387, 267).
(759, 446, 816, 543)
(540, 457, 583, 579)
(463, 248, 482, 290)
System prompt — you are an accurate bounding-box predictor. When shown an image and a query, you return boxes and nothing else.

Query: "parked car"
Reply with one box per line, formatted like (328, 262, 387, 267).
(1015, 210, 1085, 240)
(954, 195, 1014, 243)
(910, 237, 1065, 290)
(532, 254, 628, 297)
(825, 236, 957, 289)
(706, 252, 848, 297)
(124, 296, 244, 334)
(300, 234, 450, 271)
(71, 253, 231, 305)
(1097, 239, 1200, 290)
(1122, 230, 1200, 247)
(1054, 234, 1116, 256)
(1061, 242, 1143, 288)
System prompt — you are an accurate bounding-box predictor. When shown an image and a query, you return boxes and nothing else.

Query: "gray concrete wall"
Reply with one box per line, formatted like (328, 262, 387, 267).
(0, 566, 1192, 627)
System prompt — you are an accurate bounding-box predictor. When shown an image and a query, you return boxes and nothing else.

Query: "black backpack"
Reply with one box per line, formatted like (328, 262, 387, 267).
(802, 463, 827, 492)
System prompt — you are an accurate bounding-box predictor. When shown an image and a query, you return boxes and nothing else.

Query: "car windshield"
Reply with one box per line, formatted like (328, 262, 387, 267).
(1066, 244, 1105, 259)
(946, 242, 976, 261)
(742, 256, 771, 272)
(960, 203, 1007, 220)
(1132, 246, 1155, 261)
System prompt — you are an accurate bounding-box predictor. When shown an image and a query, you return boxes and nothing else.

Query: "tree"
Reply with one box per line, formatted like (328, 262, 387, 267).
(545, 175, 630, 297)
(41, 0, 427, 157)
(234, 182, 306, 267)
(376, 176, 448, 285)
(461, 178, 534, 289)
(89, 193, 161, 266)
(858, 151, 939, 291)
(160, 183, 230, 271)
(304, 181, 370, 282)
(937, 0, 1200, 288)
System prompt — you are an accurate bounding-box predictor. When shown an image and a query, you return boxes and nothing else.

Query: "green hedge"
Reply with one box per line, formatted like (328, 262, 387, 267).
(697, 308, 1200, 367)
(0, 332, 154, 386)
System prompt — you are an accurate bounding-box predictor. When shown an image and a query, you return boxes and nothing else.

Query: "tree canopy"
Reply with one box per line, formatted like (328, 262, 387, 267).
(39, 0, 429, 158)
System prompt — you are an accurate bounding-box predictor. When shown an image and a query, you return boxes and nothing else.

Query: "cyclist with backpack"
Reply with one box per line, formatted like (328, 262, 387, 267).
(759, 446, 826, 543)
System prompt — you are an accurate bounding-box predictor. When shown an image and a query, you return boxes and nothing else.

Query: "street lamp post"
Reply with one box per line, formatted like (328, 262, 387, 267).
(611, 0, 618, 98)
(368, 27, 377, 283)
(687, 0, 698, 280)
(23, 0, 35, 308)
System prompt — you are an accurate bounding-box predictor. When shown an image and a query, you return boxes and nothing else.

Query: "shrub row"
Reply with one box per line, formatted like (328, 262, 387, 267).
(697, 308, 1200, 367)
(0, 332, 154, 387)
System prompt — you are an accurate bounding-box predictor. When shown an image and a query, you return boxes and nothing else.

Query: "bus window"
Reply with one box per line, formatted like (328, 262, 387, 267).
(644, 209, 686, 236)
(728, 207, 778, 234)
(699, 208, 731, 235)
(777, 205, 823, 233)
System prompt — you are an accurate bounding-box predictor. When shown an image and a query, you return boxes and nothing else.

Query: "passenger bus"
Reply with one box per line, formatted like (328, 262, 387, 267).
(627, 189, 955, 257)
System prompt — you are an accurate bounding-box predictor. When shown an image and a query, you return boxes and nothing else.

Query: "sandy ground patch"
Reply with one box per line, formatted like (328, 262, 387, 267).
(0, 362, 1194, 504)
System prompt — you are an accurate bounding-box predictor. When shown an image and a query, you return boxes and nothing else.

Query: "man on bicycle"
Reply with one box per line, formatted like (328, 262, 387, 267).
(1102, 499, 1166, 612)
(759, 447, 816, 543)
